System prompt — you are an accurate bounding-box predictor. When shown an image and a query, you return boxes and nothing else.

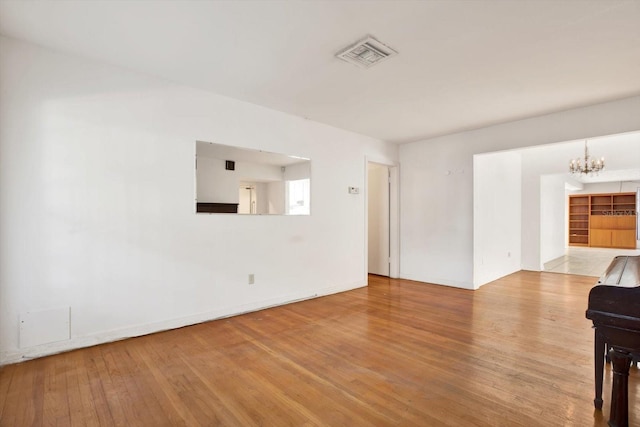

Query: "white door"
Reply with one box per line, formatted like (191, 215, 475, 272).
(368, 163, 390, 276)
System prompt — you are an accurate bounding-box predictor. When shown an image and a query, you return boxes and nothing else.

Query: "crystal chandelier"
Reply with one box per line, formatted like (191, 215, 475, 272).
(569, 141, 604, 175)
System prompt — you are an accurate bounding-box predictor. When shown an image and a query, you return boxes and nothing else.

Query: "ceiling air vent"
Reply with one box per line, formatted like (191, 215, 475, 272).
(336, 36, 397, 69)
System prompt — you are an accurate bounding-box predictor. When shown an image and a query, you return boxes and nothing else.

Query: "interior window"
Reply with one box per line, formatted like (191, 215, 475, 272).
(286, 179, 311, 215)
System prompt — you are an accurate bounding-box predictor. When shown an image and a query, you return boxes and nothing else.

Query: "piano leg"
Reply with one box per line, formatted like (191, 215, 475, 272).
(595, 330, 605, 409)
(609, 348, 632, 427)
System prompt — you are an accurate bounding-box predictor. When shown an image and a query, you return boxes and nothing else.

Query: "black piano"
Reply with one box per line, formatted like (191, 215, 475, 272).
(586, 255, 640, 427)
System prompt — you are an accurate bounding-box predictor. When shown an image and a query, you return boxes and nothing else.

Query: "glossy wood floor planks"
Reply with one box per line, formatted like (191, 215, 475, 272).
(0, 271, 635, 426)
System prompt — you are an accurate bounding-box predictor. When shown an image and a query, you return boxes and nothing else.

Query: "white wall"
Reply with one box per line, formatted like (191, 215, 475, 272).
(254, 182, 269, 214)
(237, 161, 283, 183)
(540, 174, 570, 267)
(400, 96, 640, 289)
(197, 155, 284, 211)
(284, 162, 311, 181)
(571, 181, 640, 195)
(196, 156, 239, 203)
(473, 151, 521, 287)
(0, 36, 398, 364)
(267, 181, 285, 214)
(197, 157, 285, 204)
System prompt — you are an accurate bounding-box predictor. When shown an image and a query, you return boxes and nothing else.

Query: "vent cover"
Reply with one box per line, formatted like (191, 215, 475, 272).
(336, 36, 397, 69)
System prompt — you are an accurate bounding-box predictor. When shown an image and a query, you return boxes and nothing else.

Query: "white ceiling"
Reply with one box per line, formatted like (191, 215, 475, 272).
(527, 131, 640, 185)
(1, 0, 639, 144)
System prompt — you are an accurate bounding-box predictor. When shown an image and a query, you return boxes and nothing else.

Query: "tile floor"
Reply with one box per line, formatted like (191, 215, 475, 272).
(544, 246, 640, 277)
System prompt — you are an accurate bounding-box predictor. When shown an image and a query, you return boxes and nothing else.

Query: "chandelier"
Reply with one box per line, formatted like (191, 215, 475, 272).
(569, 141, 604, 175)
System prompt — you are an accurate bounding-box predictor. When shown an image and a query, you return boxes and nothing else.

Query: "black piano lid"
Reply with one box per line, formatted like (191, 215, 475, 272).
(587, 256, 640, 319)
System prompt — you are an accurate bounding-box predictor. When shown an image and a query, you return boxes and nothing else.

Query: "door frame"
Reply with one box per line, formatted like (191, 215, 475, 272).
(365, 158, 400, 279)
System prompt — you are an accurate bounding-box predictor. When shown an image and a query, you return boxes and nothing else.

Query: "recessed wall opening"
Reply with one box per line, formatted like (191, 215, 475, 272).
(195, 141, 311, 215)
(473, 130, 640, 288)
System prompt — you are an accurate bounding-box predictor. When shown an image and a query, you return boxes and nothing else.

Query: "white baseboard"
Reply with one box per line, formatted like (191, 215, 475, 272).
(0, 280, 365, 366)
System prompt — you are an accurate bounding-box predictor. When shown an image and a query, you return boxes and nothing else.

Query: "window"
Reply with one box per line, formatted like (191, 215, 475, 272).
(286, 179, 310, 215)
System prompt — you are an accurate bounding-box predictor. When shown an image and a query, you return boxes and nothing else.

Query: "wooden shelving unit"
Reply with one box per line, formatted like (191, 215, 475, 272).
(568, 192, 637, 249)
(590, 194, 612, 216)
(613, 193, 637, 216)
(568, 195, 590, 246)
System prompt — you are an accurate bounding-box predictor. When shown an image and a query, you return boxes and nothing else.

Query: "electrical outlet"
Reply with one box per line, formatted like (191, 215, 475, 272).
(248, 274, 255, 285)
(348, 186, 359, 194)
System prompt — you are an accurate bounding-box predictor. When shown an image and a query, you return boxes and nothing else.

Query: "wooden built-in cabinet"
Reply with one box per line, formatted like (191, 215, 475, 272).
(568, 192, 637, 249)
(568, 195, 590, 246)
(589, 215, 637, 249)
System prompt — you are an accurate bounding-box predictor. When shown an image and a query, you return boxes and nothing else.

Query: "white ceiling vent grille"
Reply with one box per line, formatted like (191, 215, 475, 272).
(336, 36, 397, 69)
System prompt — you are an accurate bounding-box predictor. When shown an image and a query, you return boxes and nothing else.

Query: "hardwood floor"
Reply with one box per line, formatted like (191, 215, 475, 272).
(1, 271, 637, 426)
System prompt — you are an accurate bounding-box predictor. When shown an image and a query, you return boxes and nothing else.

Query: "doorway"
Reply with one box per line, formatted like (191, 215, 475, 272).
(368, 163, 390, 276)
(238, 185, 256, 214)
